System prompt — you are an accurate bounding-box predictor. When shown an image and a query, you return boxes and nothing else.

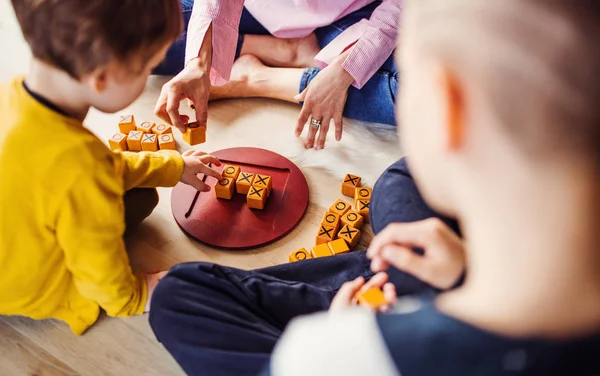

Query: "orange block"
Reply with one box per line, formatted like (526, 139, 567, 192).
(355, 199, 370, 223)
(356, 287, 388, 309)
(137, 121, 156, 133)
(354, 187, 372, 201)
(247, 186, 267, 210)
(236, 172, 255, 195)
(327, 238, 350, 255)
(254, 174, 273, 197)
(321, 212, 341, 233)
(330, 199, 351, 217)
(342, 174, 361, 197)
(108, 133, 128, 151)
(141, 133, 158, 151)
(158, 133, 176, 150)
(311, 243, 333, 258)
(316, 224, 336, 245)
(183, 121, 206, 145)
(215, 177, 235, 200)
(341, 210, 364, 230)
(338, 224, 361, 248)
(118, 114, 136, 134)
(289, 248, 312, 263)
(153, 123, 173, 136)
(126, 130, 143, 151)
(222, 165, 241, 180)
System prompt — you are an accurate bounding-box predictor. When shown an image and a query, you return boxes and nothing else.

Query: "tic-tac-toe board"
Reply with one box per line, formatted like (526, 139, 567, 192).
(171, 147, 310, 250)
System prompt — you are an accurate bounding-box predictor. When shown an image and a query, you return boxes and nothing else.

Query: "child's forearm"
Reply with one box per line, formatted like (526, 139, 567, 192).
(116, 150, 184, 190)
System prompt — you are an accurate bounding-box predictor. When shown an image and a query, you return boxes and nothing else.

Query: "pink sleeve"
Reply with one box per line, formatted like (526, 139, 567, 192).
(185, 0, 245, 86)
(314, 0, 404, 89)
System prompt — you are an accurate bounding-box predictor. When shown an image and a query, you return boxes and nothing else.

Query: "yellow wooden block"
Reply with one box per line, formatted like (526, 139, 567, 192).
(141, 133, 158, 151)
(355, 199, 370, 223)
(311, 243, 333, 258)
(341, 210, 364, 230)
(330, 199, 351, 217)
(137, 121, 155, 134)
(254, 174, 273, 197)
(108, 133, 128, 151)
(222, 165, 241, 180)
(338, 224, 361, 249)
(356, 287, 388, 309)
(342, 174, 361, 197)
(118, 114, 136, 134)
(289, 248, 312, 262)
(183, 121, 206, 145)
(247, 185, 267, 210)
(126, 130, 143, 151)
(153, 123, 173, 136)
(236, 172, 255, 195)
(316, 224, 336, 245)
(354, 187, 372, 201)
(321, 212, 341, 233)
(215, 177, 235, 200)
(327, 238, 350, 255)
(158, 133, 176, 150)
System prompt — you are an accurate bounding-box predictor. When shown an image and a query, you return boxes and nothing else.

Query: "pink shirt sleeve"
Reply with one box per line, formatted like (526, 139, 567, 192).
(185, 0, 245, 86)
(314, 0, 404, 89)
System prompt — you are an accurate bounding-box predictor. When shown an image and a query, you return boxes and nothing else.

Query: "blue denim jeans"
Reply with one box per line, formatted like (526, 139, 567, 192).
(154, 1, 399, 125)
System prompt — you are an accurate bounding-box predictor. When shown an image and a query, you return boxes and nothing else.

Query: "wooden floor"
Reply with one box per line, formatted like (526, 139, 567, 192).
(0, 2, 399, 374)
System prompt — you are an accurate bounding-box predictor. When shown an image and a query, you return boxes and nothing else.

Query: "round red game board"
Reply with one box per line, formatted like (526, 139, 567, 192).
(171, 147, 310, 250)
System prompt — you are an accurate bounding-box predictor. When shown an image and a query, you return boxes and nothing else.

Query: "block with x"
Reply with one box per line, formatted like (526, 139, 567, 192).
(338, 224, 361, 248)
(247, 186, 267, 210)
(316, 224, 336, 245)
(355, 199, 370, 223)
(253, 174, 272, 197)
(236, 172, 255, 195)
(342, 174, 361, 197)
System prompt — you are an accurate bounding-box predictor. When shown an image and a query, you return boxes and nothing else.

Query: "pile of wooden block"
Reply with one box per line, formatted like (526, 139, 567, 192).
(214, 164, 272, 210)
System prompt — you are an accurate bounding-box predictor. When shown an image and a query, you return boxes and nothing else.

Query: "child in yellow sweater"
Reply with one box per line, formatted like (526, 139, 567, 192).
(0, 0, 222, 335)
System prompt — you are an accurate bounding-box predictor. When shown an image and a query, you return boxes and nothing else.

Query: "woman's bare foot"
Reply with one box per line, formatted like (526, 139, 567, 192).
(209, 55, 267, 101)
(240, 33, 321, 68)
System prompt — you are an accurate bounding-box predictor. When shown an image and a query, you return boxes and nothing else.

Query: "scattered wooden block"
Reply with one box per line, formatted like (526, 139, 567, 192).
(341, 210, 364, 230)
(247, 186, 267, 210)
(289, 248, 312, 263)
(108, 133, 128, 151)
(316, 224, 336, 245)
(236, 172, 255, 195)
(222, 165, 241, 181)
(153, 123, 173, 136)
(311, 243, 333, 258)
(137, 121, 155, 134)
(126, 130, 143, 151)
(342, 174, 361, 197)
(158, 133, 176, 150)
(254, 174, 273, 197)
(118, 115, 136, 134)
(215, 177, 235, 200)
(356, 287, 388, 309)
(330, 199, 351, 217)
(354, 187, 372, 201)
(338, 224, 361, 248)
(327, 238, 350, 255)
(141, 133, 158, 151)
(321, 212, 341, 233)
(183, 121, 206, 145)
(355, 199, 370, 223)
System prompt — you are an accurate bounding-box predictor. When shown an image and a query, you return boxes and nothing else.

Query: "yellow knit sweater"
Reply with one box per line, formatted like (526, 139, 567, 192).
(0, 78, 184, 335)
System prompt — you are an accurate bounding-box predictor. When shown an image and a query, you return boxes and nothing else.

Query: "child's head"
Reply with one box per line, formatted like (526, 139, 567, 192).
(11, 0, 182, 113)
(397, 0, 600, 216)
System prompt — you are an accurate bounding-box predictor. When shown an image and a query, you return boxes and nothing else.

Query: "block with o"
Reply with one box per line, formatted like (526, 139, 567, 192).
(341, 210, 364, 230)
(158, 133, 176, 150)
(109, 133, 128, 151)
(215, 177, 235, 200)
(329, 199, 351, 217)
(289, 248, 312, 263)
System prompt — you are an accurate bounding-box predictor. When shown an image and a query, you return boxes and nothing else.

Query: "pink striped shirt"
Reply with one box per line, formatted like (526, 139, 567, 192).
(185, 0, 403, 89)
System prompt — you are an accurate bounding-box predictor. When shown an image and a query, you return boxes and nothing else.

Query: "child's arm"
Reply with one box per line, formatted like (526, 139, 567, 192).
(56, 161, 148, 317)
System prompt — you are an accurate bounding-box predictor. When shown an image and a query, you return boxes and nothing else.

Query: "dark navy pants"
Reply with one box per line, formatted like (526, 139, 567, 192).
(154, 1, 398, 125)
(150, 158, 459, 376)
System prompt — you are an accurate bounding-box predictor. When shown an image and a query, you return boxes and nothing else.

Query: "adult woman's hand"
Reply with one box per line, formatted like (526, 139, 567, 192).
(294, 51, 354, 150)
(154, 25, 213, 133)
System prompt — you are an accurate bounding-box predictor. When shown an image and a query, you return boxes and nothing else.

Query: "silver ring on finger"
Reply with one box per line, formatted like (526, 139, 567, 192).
(310, 117, 322, 129)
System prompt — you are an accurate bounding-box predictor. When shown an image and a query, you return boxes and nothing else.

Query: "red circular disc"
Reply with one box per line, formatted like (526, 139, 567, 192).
(171, 147, 310, 250)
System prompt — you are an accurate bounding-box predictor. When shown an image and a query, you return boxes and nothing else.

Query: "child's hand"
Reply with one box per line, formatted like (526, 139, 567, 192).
(329, 272, 396, 313)
(367, 218, 465, 290)
(144, 271, 168, 313)
(180, 150, 223, 192)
